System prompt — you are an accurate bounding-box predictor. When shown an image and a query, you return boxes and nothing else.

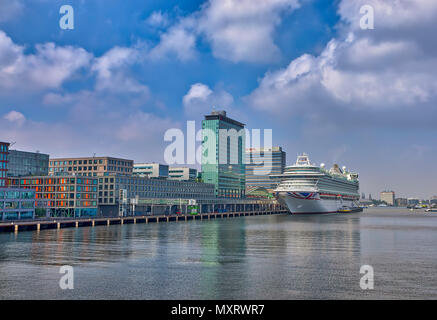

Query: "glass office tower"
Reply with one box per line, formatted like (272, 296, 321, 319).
(8, 150, 49, 177)
(201, 111, 245, 198)
(245, 147, 286, 190)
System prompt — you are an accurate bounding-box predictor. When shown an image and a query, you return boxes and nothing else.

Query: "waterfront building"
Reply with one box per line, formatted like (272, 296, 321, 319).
(0, 142, 9, 187)
(8, 174, 214, 218)
(201, 110, 245, 198)
(8, 150, 49, 177)
(245, 186, 273, 199)
(380, 191, 395, 206)
(49, 156, 133, 177)
(168, 167, 197, 181)
(9, 176, 98, 218)
(395, 198, 408, 207)
(133, 163, 168, 178)
(245, 147, 286, 190)
(407, 198, 420, 206)
(359, 199, 373, 206)
(0, 187, 35, 221)
(97, 174, 215, 216)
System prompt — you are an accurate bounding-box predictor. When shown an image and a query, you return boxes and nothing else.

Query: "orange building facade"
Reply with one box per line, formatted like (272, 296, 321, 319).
(8, 175, 98, 217)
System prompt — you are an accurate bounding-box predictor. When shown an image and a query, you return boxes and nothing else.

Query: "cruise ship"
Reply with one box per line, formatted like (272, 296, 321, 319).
(273, 154, 360, 214)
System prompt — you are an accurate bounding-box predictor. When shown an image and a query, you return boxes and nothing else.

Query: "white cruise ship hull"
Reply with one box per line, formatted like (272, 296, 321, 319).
(276, 192, 356, 214)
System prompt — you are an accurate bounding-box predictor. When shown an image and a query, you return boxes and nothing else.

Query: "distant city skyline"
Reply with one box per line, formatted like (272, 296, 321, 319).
(2, 136, 435, 200)
(0, 1, 436, 199)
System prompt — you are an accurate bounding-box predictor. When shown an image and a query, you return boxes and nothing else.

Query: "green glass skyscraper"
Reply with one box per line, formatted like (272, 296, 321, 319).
(201, 111, 245, 198)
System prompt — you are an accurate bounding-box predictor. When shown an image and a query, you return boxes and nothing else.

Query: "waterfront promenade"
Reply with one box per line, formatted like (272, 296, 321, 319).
(0, 208, 288, 233)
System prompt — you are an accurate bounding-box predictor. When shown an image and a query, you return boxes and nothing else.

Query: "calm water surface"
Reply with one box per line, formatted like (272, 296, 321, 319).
(0, 208, 436, 299)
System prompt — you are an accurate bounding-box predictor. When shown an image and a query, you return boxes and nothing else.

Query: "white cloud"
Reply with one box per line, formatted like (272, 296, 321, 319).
(0, 27, 175, 162)
(247, 0, 437, 124)
(338, 0, 437, 56)
(149, 0, 300, 63)
(146, 11, 169, 28)
(0, 30, 22, 67)
(0, 31, 92, 91)
(3, 110, 25, 126)
(197, 0, 300, 63)
(339, 0, 437, 31)
(183, 83, 234, 117)
(183, 83, 213, 105)
(0, 30, 151, 97)
(92, 46, 138, 80)
(92, 46, 150, 96)
(148, 20, 197, 61)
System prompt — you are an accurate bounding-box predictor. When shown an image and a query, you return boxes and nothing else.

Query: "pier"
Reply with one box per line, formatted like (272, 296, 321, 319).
(0, 208, 288, 233)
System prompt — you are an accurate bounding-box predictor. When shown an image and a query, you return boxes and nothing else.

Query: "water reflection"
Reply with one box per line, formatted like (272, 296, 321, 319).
(0, 208, 436, 299)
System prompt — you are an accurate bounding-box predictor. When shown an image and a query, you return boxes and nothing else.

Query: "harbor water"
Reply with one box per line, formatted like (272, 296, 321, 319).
(0, 208, 436, 299)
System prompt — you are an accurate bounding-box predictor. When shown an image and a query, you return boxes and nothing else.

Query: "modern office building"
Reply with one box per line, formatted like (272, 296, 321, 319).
(8, 150, 49, 177)
(245, 147, 286, 190)
(0, 187, 35, 221)
(49, 156, 133, 177)
(168, 167, 197, 181)
(0, 143, 37, 220)
(133, 163, 168, 178)
(380, 191, 395, 206)
(9, 176, 98, 218)
(407, 198, 420, 206)
(359, 198, 373, 206)
(97, 174, 215, 216)
(395, 198, 408, 207)
(0, 141, 9, 187)
(201, 110, 245, 198)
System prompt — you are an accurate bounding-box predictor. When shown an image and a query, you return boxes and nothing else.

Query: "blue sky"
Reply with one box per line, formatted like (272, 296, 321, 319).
(0, 0, 436, 199)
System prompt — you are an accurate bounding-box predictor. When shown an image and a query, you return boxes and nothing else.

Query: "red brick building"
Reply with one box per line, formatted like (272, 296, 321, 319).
(0, 142, 9, 187)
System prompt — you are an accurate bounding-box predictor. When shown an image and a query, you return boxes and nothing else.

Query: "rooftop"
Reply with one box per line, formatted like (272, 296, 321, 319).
(204, 110, 245, 127)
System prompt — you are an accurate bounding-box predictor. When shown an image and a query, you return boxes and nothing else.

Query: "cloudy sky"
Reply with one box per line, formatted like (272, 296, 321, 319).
(0, 0, 436, 199)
